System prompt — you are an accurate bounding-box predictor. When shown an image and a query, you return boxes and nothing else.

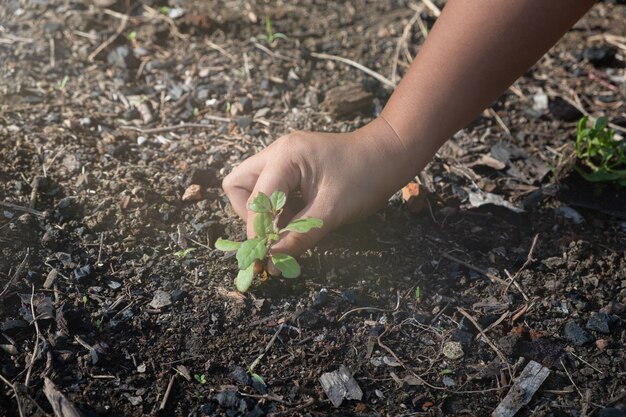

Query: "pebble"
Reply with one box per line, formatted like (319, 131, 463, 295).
(564, 321, 594, 346)
(213, 391, 240, 409)
(442, 376, 456, 387)
(586, 312, 612, 334)
(583, 46, 616, 66)
(107, 45, 139, 69)
(443, 341, 464, 360)
(182, 184, 202, 202)
(311, 288, 328, 308)
(149, 290, 172, 309)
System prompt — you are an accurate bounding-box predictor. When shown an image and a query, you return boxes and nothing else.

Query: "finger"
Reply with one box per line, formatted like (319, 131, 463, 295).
(245, 161, 300, 238)
(222, 153, 267, 220)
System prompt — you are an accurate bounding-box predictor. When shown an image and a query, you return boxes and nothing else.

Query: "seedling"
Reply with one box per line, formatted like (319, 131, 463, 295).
(126, 31, 137, 42)
(194, 374, 207, 384)
(55, 75, 69, 91)
(258, 16, 288, 46)
(414, 286, 422, 303)
(174, 247, 197, 258)
(215, 191, 323, 292)
(574, 116, 626, 186)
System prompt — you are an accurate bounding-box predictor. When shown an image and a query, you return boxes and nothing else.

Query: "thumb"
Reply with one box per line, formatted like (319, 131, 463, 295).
(245, 162, 299, 239)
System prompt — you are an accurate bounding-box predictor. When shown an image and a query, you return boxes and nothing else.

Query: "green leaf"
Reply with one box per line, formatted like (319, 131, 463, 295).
(594, 117, 608, 131)
(250, 373, 266, 387)
(215, 238, 241, 252)
(235, 264, 255, 292)
(174, 247, 197, 258)
(279, 218, 323, 234)
(253, 212, 273, 238)
(415, 286, 421, 303)
(271, 253, 300, 278)
(248, 192, 272, 213)
(269, 191, 286, 211)
(236, 238, 267, 270)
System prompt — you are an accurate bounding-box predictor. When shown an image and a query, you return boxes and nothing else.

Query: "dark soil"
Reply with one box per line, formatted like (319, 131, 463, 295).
(1, 1, 625, 416)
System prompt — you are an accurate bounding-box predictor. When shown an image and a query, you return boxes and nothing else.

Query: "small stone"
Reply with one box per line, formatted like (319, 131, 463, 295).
(73, 265, 93, 282)
(311, 288, 328, 308)
(182, 184, 202, 202)
(214, 391, 239, 408)
(236, 116, 252, 129)
(595, 339, 609, 351)
(586, 313, 612, 334)
(231, 367, 250, 386)
(107, 45, 139, 69)
(583, 46, 616, 66)
(598, 408, 626, 417)
(442, 376, 456, 387)
(564, 321, 594, 346)
(149, 290, 172, 309)
(443, 341, 464, 360)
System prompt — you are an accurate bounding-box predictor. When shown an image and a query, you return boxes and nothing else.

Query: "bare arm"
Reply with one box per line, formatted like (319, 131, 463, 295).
(223, 0, 595, 258)
(381, 0, 595, 174)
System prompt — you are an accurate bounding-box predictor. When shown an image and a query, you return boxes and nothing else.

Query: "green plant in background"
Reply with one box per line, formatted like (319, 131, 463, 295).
(258, 16, 288, 46)
(55, 75, 69, 90)
(194, 374, 207, 384)
(215, 191, 323, 293)
(126, 31, 137, 42)
(574, 116, 626, 185)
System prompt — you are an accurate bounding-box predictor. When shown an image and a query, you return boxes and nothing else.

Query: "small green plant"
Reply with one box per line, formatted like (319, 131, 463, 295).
(126, 31, 137, 42)
(158, 6, 171, 15)
(574, 116, 626, 186)
(194, 374, 207, 384)
(174, 247, 197, 258)
(440, 368, 453, 375)
(55, 75, 69, 90)
(258, 16, 288, 46)
(215, 191, 323, 292)
(414, 286, 421, 303)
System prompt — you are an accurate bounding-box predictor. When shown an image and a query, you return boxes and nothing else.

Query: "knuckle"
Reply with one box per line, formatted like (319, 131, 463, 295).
(221, 172, 236, 193)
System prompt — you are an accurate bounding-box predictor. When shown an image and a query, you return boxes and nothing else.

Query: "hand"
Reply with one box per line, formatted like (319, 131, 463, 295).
(222, 117, 418, 258)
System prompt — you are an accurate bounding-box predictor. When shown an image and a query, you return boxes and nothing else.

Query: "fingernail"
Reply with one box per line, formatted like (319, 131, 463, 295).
(267, 260, 281, 277)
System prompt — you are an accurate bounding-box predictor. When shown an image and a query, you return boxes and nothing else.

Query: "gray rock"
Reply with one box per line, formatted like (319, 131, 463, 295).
(586, 313, 613, 334)
(319, 365, 363, 408)
(149, 290, 172, 309)
(107, 45, 139, 69)
(564, 321, 594, 346)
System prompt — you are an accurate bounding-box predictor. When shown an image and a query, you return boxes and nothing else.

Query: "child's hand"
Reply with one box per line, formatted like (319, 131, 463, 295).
(222, 117, 417, 257)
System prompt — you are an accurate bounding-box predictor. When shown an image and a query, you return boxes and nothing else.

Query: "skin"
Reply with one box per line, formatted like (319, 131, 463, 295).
(222, 0, 596, 265)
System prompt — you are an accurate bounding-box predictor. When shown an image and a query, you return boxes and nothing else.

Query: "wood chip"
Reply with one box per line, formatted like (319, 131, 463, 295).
(492, 360, 550, 417)
(320, 83, 373, 117)
(43, 377, 85, 417)
(401, 182, 427, 213)
(320, 365, 363, 407)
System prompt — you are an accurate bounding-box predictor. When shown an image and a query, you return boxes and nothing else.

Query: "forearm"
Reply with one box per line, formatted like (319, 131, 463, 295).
(380, 0, 595, 174)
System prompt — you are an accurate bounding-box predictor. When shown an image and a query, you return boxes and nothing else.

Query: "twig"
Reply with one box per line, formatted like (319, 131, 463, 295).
(457, 308, 512, 380)
(0, 373, 25, 417)
(88, 12, 129, 61)
(159, 375, 176, 411)
(249, 323, 285, 372)
(390, 11, 420, 84)
(253, 42, 298, 62)
(25, 284, 42, 388)
(502, 234, 538, 300)
(560, 359, 584, 400)
(440, 252, 509, 287)
(267, 398, 314, 416)
(310, 52, 396, 88)
(338, 291, 401, 322)
(569, 351, 603, 374)
(119, 120, 231, 134)
(0, 201, 45, 218)
(0, 250, 30, 300)
(206, 40, 236, 62)
(419, 0, 441, 17)
(488, 108, 512, 138)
